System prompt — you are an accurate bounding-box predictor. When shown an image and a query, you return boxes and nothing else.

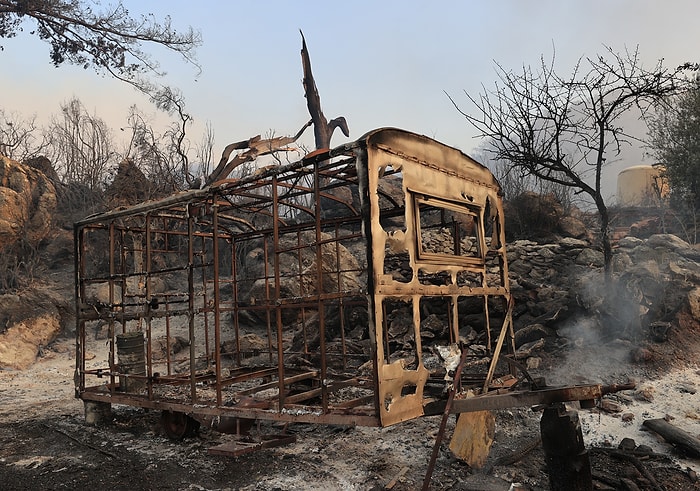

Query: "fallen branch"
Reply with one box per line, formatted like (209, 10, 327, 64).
(643, 418, 700, 458)
(590, 446, 663, 491)
(591, 470, 623, 488)
(43, 423, 121, 460)
(589, 446, 668, 460)
(482, 435, 541, 474)
(385, 466, 409, 490)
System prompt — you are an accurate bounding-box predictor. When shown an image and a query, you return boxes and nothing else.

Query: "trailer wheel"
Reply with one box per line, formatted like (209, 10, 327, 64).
(160, 410, 200, 440)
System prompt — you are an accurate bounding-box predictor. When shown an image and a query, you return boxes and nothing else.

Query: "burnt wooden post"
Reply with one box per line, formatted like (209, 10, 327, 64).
(540, 403, 592, 491)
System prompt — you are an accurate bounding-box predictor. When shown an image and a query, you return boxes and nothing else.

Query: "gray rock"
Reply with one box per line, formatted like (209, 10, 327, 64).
(688, 287, 700, 321)
(559, 216, 588, 239)
(612, 251, 633, 272)
(559, 237, 589, 249)
(647, 233, 691, 251)
(575, 248, 605, 267)
(512, 239, 539, 248)
(617, 236, 644, 248)
(537, 247, 557, 260)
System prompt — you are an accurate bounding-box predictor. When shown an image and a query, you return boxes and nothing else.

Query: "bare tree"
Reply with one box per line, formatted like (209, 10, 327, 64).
(195, 121, 215, 180)
(449, 46, 684, 277)
(0, 109, 41, 161)
(472, 142, 573, 210)
(122, 105, 184, 196)
(45, 97, 115, 190)
(0, 0, 201, 93)
(150, 86, 202, 188)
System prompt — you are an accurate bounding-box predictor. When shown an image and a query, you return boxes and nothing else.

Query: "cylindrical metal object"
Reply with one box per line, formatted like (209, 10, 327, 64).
(117, 331, 146, 392)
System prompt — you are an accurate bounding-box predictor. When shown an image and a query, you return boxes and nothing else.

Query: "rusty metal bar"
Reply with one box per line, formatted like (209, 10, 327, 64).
(423, 346, 471, 491)
(74, 224, 85, 396)
(263, 236, 273, 366)
(272, 173, 287, 412)
(80, 388, 380, 426)
(187, 204, 197, 403)
(483, 314, 511, 393)
(221, 367, 278, 383)
(145, 215, 154, 400)
(450, 385, 608, 413)
(212, 202, 223, 406)
(235, 371, 319, 397)
(118, 226, 127, 335)
(109, 222, 117, 393)
(164, 293, 172, 375)
(336, 223, 348, 369)
(314, 156, 328, 412)
(199, 230, 211, 367)
(286, 377, 371, 404)
(297, 231, 309, 355)
(231, 239, 242, 368)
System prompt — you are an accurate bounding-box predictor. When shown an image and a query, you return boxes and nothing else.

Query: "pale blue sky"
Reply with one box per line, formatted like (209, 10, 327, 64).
(1, 0, 699, 200)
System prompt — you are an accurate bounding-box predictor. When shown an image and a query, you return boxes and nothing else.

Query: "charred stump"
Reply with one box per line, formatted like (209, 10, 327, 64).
(540, 403, 593, 491)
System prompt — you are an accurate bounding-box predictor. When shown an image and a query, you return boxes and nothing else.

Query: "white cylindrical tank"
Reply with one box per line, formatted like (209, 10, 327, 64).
(617, 165, 668, 207)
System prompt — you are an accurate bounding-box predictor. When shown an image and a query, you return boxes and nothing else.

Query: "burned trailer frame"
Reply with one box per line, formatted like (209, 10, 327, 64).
(74, 128, 522, 431)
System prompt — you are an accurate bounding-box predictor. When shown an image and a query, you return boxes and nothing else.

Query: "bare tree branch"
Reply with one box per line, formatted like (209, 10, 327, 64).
(0, 110, 40, 161)
(449, 45, 685, 277)
(0, 1, 201, 94)
(205, 120, 312, 187)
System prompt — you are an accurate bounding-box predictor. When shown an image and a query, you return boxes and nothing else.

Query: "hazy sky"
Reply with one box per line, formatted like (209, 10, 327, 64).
(1, 0, 699, 200)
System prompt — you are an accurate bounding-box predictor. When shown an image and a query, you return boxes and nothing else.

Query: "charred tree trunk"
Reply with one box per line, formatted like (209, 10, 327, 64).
(595, 198, 613, 282)
(300, 30, 349, 152)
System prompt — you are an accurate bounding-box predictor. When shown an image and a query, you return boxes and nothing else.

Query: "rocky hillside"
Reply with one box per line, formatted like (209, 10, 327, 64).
(506, 233, 700, 382)
(0, 155, 73, 369)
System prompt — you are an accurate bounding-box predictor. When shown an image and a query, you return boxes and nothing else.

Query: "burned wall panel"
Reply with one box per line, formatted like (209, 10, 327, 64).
(364, 129, 514, 425)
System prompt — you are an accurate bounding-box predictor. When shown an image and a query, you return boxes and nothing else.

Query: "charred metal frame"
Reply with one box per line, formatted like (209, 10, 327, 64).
(74, 128, 528, 428)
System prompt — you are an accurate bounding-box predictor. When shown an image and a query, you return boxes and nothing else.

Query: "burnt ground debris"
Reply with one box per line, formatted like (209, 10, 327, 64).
(2, 327, 700, 490)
